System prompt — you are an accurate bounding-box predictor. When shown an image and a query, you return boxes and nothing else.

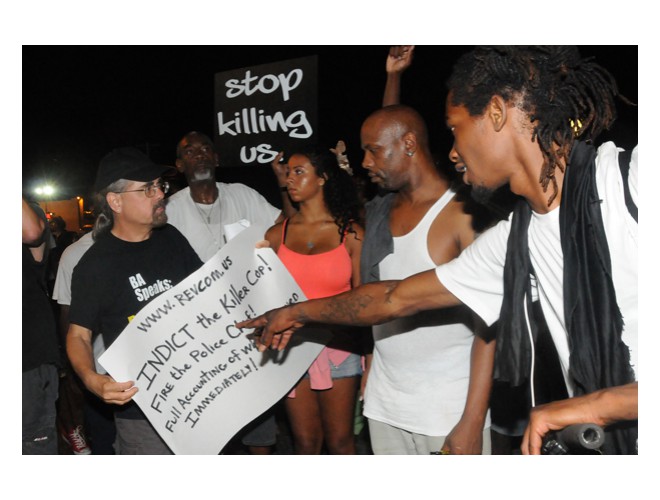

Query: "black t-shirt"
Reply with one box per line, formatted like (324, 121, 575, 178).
(70, 224, 203, 418)
(71, 224, 202, 346)
(22, 204, 60, 372)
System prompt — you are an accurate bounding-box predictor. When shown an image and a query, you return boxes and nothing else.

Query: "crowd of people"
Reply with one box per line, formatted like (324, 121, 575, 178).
(23, 45, 637, 456)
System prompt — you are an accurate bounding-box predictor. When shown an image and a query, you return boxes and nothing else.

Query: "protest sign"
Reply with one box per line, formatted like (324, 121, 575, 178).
(214, 56, 318, 166)
(99, 224, 329, 455)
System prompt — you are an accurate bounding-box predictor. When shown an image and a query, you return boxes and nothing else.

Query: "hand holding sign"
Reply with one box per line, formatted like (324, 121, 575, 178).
(99, 225, 329, 454)
(86, 371, 138, 405)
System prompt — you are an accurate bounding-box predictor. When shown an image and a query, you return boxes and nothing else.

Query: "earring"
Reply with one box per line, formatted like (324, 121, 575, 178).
(406, 151, 414, 157)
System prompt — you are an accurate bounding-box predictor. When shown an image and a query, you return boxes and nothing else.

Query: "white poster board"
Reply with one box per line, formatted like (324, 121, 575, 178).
(99, 225, 329, 455)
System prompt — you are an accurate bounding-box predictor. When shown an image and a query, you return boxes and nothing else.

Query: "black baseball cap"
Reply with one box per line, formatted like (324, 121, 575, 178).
(94, 147, 173, 192)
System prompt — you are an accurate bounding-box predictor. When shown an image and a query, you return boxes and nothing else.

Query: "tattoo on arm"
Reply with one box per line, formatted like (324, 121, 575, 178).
(317, 293, 375, 325)
(315, 282, 399, 325)
(383, 282, 397, 304)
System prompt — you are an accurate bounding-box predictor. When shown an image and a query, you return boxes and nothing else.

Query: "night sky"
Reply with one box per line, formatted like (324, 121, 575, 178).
(22, 45, 638, 206)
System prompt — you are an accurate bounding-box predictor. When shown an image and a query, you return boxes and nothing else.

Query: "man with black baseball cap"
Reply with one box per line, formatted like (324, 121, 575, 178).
(66, 147, 203, 454)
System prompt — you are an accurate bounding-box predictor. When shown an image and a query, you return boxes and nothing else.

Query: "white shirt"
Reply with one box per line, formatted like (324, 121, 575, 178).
(52, 231, 94, 306)
(364, 189, 490, 436)
(436, 142, 638, 396)
(166, 182, 280, 262)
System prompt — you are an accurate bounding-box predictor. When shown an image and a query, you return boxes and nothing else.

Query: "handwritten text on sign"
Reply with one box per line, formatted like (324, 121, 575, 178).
(214, 56, 318, 166)
(99, 225, 328, 454)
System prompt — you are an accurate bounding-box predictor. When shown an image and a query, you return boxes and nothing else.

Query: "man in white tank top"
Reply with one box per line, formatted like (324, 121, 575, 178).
(238, 46, 637, 456)
(359, 105, 494, 454)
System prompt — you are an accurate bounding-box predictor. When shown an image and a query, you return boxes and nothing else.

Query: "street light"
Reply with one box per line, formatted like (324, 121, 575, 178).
(35, 184, 56, 197)
(34, 184, 56, 213)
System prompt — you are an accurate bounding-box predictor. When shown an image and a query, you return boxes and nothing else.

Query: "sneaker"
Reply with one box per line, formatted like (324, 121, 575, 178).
(62, 425, 92, 455)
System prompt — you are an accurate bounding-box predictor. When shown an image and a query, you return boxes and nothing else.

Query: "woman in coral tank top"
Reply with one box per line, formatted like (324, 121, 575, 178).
(264, 147, 364, 454)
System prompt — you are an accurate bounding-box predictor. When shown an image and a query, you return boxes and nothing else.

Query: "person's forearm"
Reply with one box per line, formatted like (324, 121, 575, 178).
(383, 73, 402, 106)
(280, 191, 296, 219)
(292, 281, 400, 327)
(587, 382, 638, 426)
(522, 382, 638, 454)
(271, 152, 296, 221)
(241, 268, 460, 351)
(292, 271, 458, 327)
(66, 328, 97, 387)
(460, 336, 495, 427)
(382, 45, 413, 106)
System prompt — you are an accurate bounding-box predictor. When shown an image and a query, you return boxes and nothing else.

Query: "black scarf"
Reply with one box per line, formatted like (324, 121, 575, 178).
(495, 141, 637, 454)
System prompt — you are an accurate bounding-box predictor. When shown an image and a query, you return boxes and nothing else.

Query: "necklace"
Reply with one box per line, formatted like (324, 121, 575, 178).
(194, 199, 220, 246)
(195, 200, 216, 223)
(305, 220, 330, 249)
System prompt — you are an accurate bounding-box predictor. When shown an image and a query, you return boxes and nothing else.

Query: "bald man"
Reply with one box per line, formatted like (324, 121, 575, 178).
(358, 105, 494, 454)
(240, 47, 638, 455)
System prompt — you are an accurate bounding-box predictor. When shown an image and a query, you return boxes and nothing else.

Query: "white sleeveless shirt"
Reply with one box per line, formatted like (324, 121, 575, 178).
(364, 188, 490, 435)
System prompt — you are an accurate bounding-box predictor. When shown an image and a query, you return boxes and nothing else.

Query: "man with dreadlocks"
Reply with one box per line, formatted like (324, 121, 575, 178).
(237, 46, 638, 455)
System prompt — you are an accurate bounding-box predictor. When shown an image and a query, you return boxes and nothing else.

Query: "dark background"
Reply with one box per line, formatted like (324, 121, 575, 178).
(22, 45, 638, 208)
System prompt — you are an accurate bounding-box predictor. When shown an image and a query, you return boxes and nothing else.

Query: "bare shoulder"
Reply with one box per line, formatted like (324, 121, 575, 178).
(344, 221, 365, 252)
(428, 198, 476, 263)
(347, 221, 365, 239)
(440, 198, 474, 232)
(265, 222, 284, 251)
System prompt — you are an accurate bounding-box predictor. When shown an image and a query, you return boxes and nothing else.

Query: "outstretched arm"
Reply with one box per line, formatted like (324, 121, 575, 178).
(237, 267, 461, 351)
(521, 382, 638, 455)
(383, 45, 414, 106)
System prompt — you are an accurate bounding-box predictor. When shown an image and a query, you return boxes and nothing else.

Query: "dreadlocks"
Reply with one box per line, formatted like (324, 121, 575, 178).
(447, 46, 621, 206)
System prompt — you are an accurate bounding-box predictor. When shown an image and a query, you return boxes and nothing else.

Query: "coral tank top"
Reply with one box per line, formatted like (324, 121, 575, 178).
(276, 219, 352, 299)
(277, 218, 355, 395)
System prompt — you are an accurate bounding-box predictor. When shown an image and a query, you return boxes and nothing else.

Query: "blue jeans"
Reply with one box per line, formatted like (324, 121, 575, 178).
(22, 364, 59, 454)
(302, 352, 363, 380)
(329, 353, 362, 379)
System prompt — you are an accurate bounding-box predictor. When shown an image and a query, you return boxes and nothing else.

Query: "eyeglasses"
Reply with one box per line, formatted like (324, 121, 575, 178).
(115, 181, 170, 198)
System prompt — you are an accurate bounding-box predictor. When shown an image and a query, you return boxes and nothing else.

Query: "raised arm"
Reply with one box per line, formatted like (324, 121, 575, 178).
(237, 267, 461, 351)
(271, 151, 297, 221)
(382, 45, 415, 106)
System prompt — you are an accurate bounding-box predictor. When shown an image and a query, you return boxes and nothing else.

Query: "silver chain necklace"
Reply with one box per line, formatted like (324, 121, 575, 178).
(194, 199, 220, 246)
